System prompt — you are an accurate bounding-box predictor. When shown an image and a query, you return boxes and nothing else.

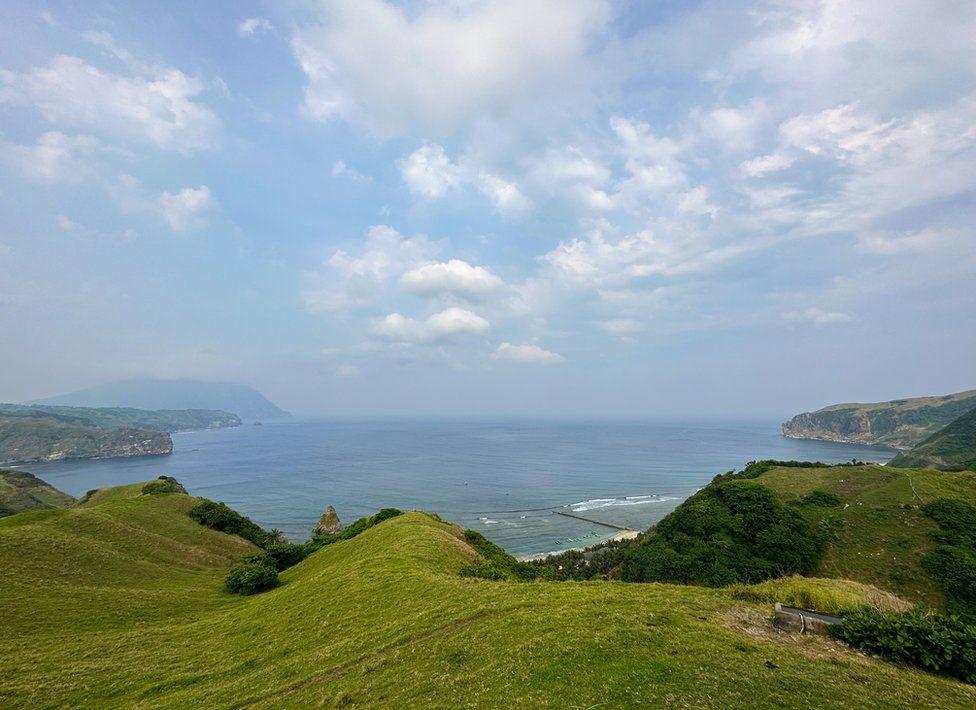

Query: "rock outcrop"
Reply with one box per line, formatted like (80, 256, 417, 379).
(311, 506, 341, 538)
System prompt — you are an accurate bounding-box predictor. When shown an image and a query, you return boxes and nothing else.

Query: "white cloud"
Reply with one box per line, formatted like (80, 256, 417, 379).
(157, 186, 215, 231)
(39, 10, 55, 26)
(373, 307, 489, 343)
(524, 147, 614, 212)
(740, 152, 793, 176)
(0, 54, 219, 150)
(493, 342, 564, 364)
(610, 116, 688, 198)
(677, 186, 717, 218)
(304, 225, 440, 313)
(783, 307, 852, 327)
(399, 144, 464, 197)
(605, 319, 640, 335)
(400, 259, 503, 297)
(4, 131, 99, 181)
(336, 364, 359, 377)
(695, 101, 767, 153)
(331, 160, 370, 182)
(399, 143, 527, 215)
(291, 0, 609, 133)
(237, 18, 274, 38)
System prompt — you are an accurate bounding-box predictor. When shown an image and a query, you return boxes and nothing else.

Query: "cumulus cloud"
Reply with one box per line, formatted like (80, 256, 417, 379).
(304, 225, 440, 312)
(0, 54, 219, 150)
(373, 307, 489, 343)
(677, 186, 717, 218)
(157, 186, 215, 231)
(291, 0, 609, 133)
(493, 342, 564, 364)
(400, 259, 503, 297)
(399, 143, 528, 215)
(237, 18, 273, 38)
(740, 152, 793, 176)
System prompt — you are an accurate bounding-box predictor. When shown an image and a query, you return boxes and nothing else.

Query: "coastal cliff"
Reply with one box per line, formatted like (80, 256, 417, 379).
(0, 414, 173, 464)
(782, 389, 976, 449)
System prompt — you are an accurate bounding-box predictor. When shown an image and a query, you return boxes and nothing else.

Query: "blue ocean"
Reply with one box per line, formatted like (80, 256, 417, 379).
(25, 419, 894, 557)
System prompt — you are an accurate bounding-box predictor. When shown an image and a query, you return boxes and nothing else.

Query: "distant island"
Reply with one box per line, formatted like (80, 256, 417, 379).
(0, 403, 240, 465)
(34, 378, 289, 423)
(782, 389, 976, 449)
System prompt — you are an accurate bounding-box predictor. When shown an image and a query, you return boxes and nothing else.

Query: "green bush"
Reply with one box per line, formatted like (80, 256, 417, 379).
(797, 489, 842, 508)
(225, 561, 279, 595)
(832, 608, 976, 684)
(188, 500, 279, 549)
(141, 476, 187, 496)
(459, 529, 549, 581)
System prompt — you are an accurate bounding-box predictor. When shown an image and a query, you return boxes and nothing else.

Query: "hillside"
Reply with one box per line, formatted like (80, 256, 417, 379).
(1, 481, 973, 707)
(889, 409, 976, 471)
(782, 389, 976, 449)
(0, 403, 240, 432)
(36, 378, 289, 422)
(0, 413, 172, 464)
(0, 469, 75, 518)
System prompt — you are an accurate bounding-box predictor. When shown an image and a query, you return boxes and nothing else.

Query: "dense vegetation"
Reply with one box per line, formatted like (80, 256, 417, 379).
(0, 469, 76, 517)
(782, 389, 976, 448)
(3, 486, 974, 707)
(889, 408, 976, 471)
(0, 402, 240, 433)
(142, 476, 189, 495)
(832, 608, 976, 684)
(921, 498, 976, 621)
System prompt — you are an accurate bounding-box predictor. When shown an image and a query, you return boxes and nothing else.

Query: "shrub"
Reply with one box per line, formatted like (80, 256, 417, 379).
(922, 498, 976, 622)
(459, 529, 550, 581)
(797, 489, 842, 508)
(225, 561, 279, 595)
(831, 608, 976, 684)
(141, 476, 187, 496)
(188, 500, 277, 548)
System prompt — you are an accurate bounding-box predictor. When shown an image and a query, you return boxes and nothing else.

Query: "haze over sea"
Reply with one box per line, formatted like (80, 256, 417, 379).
(27, 419, 893, 557)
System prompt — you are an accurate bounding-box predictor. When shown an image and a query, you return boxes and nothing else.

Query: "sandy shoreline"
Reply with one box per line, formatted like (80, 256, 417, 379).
(516, 528, 639, 562)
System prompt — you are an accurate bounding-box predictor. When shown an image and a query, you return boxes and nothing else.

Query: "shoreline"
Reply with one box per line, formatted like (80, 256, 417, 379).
(516, 528, 639, 562)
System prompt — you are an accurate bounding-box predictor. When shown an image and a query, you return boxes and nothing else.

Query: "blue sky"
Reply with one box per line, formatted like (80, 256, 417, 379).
(0, 0, 974, 417)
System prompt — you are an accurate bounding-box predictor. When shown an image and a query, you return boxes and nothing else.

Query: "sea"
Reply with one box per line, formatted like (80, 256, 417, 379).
(24, 419, 895, 557)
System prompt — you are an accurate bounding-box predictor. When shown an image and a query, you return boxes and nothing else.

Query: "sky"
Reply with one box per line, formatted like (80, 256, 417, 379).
(0, 0, 974, 418)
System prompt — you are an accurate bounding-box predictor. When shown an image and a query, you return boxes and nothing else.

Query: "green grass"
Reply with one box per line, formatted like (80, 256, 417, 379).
(1, 487, 975, 707)
(889, 408, 976, 471)
(729, 575, 913, 615)
(755, 464, 976, 606)
(0, 469, 76, 517)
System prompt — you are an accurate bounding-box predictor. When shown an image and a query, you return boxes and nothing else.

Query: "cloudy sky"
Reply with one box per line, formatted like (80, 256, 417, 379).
(0, 0, 973, 417)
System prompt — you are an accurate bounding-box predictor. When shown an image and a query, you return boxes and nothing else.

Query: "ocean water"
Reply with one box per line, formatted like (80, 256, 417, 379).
(25, 419, 895, 557)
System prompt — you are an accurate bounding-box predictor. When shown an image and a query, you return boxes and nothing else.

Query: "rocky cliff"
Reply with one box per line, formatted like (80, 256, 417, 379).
(0, 414, 172, 464)
(782, 389, 976, 449)
(311, 505, 341, 538)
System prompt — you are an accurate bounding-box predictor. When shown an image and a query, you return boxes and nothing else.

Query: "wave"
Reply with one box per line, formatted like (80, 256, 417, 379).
(568, 494, 678, 512)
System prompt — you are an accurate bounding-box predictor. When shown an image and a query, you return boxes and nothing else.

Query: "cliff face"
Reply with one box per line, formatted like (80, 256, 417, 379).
(782, 389, 976, 450)
(311, 506, 341, 538)
(0, 415, 173, 464)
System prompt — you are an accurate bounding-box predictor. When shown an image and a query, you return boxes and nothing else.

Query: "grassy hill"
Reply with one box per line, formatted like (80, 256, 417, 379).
(889, 409, 976, 471)
(782, 389, 976, 449)
(0, 469, 76, 517)
(1, 481, 974, 707)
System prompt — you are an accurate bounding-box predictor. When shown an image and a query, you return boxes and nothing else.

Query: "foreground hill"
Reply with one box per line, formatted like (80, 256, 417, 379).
(782, 389, 976, 449)
(0, 480, 974, 707)
(0, 412, 172, 464)
(0, 469, 75, 517)
(36, 378, 289, 422)
(889, 409, 976, 472)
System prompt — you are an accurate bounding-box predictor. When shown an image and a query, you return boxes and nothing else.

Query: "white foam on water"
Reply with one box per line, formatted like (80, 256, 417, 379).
(569, 494, 678, 512)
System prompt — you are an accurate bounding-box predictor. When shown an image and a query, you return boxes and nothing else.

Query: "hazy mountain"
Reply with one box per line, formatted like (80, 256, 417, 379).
(35, 379, 288, 422)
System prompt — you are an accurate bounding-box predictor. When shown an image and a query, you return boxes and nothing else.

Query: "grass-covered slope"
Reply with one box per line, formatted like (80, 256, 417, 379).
(889, 408, 976, 471)
(1, 488, 975, 707)
(753, 464, 976, 607)
(0, 469, 76, 517)
(782, 389, 976, 449)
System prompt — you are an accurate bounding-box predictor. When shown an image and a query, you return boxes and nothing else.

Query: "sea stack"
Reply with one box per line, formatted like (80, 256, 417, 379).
(311, 505, 341, 538)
